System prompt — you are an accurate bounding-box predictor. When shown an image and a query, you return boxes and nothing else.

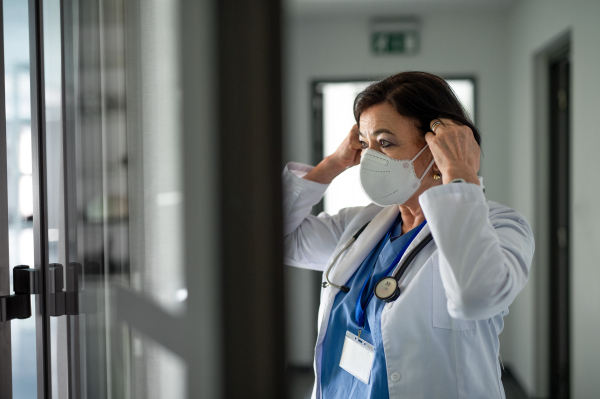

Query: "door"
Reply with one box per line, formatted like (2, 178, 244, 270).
(549, 50, 570, 399)
(0, 0, 285, 398)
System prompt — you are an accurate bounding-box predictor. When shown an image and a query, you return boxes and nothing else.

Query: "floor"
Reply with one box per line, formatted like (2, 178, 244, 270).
(288, 365, 530, 399)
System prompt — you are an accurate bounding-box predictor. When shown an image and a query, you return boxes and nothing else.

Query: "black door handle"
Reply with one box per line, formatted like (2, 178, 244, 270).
(49, 262, 83, 317)
(0, 265, 39, 322)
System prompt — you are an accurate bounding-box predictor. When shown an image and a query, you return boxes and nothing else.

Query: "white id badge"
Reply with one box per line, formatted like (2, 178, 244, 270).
(339, 331, 375, 384)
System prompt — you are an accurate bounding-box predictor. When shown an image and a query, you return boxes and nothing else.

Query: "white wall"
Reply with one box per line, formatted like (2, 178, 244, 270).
(283, 5, 513, 365)
(504, 1, 600, 397)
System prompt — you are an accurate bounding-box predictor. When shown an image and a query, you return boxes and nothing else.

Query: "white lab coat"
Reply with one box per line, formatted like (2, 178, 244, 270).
(283, 162, 535, 399)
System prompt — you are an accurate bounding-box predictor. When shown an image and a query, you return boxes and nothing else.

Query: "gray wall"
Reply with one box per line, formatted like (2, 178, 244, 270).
(503, 1, 600, 397)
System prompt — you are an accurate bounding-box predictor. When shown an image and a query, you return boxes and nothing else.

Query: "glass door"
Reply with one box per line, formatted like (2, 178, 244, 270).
(1, 0, 38, 398)
(1, 0, 285, 397)
(35, 0, 190, 397)
(2, 0, 199, 397)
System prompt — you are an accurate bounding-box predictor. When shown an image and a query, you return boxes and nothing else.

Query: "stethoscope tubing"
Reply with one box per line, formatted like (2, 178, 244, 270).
(323, 220, 434, 302)
(389, 233, 433, 282)
(323, 221, 370, 293)
(372, 232, 433, 302)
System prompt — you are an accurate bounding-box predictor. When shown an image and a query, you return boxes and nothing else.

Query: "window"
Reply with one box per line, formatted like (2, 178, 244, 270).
(315, 78, 476, 215)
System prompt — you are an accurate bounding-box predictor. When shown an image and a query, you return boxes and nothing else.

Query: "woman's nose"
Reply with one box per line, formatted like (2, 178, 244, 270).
(367, 141, 380, 150)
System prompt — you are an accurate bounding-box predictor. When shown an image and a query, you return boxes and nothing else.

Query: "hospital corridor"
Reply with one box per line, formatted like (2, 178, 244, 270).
(0, 0, 599, 398)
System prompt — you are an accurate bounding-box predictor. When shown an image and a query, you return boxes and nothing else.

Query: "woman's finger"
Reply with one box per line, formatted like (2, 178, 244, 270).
(425, 132, 445, 167)
(348, 125, 361, 150)
(349, 136, 362, 151)
(429, 119, 444, 133)
(437, 117, 456, 127)
(348, 125, 362, 150)
(424, 131, 438, 147)
(437, 118, 463, 131)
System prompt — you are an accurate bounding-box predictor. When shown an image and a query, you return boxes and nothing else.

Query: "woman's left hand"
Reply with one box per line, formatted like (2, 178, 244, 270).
(424, 118, 481, 185)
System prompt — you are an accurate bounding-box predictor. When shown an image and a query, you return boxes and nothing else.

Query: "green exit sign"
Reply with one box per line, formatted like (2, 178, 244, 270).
(371, 30, 419, 55)
(370, 18, 420, 55)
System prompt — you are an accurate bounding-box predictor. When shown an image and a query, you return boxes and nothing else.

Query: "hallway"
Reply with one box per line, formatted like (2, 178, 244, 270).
(0, 0, 599, 398)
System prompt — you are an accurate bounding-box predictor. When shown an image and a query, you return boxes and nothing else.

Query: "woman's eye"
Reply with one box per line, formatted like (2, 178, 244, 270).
(359, 141, 368, 148)
(379, 139, 391, 148)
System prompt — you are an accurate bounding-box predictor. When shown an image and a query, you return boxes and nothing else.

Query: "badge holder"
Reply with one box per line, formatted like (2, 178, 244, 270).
(339, 330, 375, 384)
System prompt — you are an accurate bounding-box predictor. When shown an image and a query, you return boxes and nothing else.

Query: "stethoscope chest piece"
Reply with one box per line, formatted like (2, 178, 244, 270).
(374, 276, 400, 302)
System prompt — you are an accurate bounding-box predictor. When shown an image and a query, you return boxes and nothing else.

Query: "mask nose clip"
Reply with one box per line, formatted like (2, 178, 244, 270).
(363, 151, 389, 166)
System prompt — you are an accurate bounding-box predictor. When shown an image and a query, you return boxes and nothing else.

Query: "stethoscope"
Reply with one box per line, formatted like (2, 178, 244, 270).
(322, 221, 434, 303)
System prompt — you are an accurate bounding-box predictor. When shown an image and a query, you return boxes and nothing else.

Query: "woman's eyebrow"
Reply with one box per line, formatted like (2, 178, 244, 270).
(358, 128, 395, 137)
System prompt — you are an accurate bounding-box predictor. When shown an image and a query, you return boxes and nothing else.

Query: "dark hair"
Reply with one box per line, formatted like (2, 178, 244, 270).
(353, 71, 481, 147)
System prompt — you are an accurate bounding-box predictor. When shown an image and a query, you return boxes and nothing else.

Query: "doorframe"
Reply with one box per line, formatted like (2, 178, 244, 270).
(532, 29, 571, 398)
(28, 0, 53, 397)
(547, 45, 571, 399)
(0, 0, 12, 396)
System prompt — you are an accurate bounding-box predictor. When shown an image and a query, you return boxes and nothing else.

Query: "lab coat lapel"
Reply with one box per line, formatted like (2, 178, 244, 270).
(389, 222, 433, 278)
(328, 205, 399, 287)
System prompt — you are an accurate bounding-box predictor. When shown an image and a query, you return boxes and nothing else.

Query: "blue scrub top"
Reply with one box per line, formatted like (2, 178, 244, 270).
(321, 218, 425, 399)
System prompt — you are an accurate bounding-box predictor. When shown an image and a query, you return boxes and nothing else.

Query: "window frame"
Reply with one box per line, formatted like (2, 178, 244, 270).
(310, 75, 478, 215)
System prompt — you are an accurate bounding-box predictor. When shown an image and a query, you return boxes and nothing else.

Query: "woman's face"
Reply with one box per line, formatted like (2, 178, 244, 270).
(358, 102, 435, 181)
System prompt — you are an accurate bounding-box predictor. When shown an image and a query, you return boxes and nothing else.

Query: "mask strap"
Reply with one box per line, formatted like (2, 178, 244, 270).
(411, 144, 429, 162)
(418, 159, 436, 182)
(413, 143, 436, 181)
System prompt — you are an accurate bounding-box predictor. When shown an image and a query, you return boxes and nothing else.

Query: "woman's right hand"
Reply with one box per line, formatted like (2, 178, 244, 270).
(304, 125, 362, 184)
(329, 124, 363, 169)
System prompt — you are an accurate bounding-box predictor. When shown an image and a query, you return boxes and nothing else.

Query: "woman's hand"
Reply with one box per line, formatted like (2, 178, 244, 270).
(304, 125, 362, 184)
(424, 118, 481, 186)
(329, 124, 363, 169)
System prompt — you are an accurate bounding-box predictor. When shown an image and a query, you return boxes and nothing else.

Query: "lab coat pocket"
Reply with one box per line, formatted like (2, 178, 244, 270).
(432, 264, 475, 331)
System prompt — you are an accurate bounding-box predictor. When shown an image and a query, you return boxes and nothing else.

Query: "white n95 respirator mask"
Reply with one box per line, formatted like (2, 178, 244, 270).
(359, 145, 435, 206)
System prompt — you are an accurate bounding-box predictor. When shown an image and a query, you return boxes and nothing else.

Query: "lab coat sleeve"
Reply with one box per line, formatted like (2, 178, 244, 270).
(419, 183, 535, 320)
(282, 162, 362, 271)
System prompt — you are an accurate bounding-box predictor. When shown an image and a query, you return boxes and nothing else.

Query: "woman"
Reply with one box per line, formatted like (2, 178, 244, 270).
(283, 72, 534, 399)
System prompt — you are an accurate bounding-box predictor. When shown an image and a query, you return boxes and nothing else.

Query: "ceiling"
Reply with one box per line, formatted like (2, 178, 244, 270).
(285, 0, 517, 17)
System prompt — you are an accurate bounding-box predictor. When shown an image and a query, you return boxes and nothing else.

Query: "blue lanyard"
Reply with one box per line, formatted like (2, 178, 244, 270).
(354, 218, 427, 330)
